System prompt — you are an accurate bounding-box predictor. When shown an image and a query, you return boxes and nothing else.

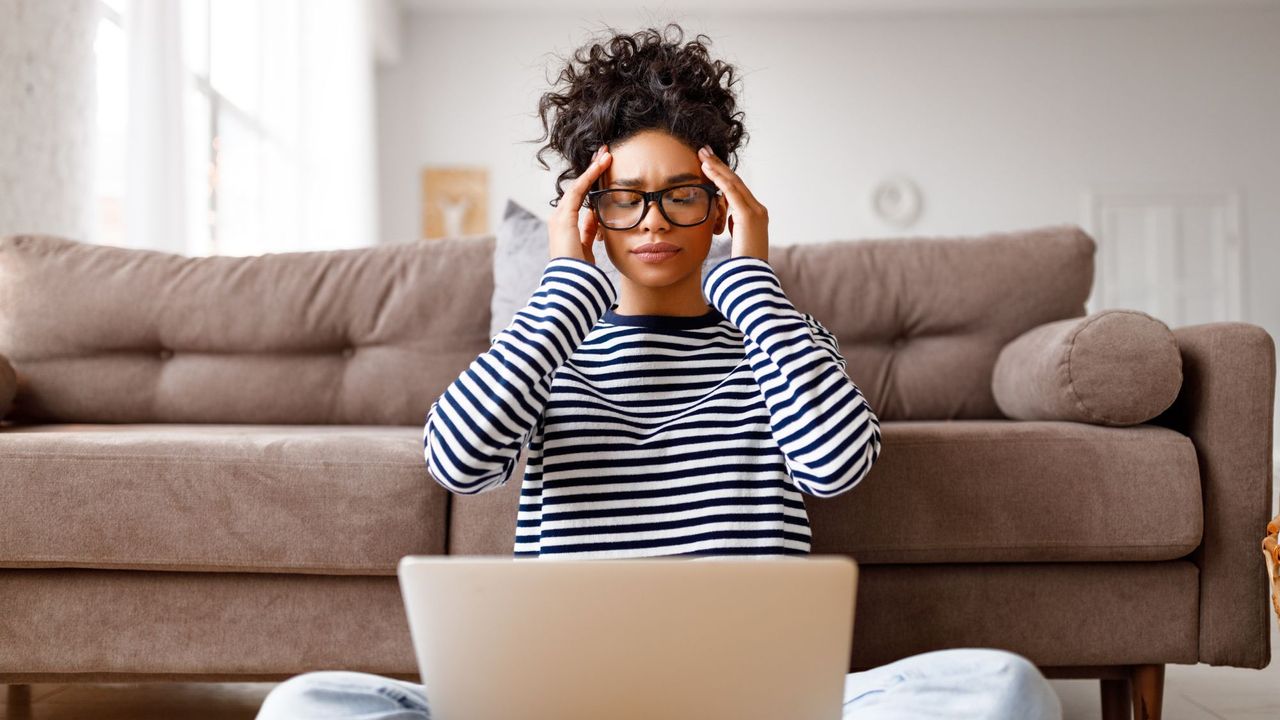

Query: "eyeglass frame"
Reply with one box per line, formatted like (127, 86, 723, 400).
(584, 182, 722, 231)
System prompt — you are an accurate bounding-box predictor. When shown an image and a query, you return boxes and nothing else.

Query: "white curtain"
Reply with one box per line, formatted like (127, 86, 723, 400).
(125, 0, 186, 254)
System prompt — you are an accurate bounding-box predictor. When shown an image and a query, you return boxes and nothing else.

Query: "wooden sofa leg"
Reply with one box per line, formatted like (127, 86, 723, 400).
(8, 683, 33, 710)
(1100, 677, 1130, 720)
(1130, 664, 1165, 720)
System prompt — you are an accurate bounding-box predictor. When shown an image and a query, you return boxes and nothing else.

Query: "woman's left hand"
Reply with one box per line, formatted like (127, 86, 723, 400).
(699, 145, 769, 262)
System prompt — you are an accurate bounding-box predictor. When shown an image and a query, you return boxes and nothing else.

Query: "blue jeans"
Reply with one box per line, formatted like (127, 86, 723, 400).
(255, 647, 1063, 719)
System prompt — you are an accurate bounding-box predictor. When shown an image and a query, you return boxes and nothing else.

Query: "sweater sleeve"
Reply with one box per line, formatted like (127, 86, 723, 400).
(423, 256, 617, 495)
(703, 255, 882, 498)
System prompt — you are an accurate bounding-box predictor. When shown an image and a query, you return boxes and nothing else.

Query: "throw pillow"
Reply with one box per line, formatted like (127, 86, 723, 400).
(991, 309, 1183, 426)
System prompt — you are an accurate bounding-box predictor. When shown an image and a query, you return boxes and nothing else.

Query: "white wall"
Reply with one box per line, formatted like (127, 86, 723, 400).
(0, 0, 98, 240)
(377, 5, 1280, 340)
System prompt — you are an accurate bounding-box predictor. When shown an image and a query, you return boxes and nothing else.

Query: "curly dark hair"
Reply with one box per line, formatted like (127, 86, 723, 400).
(528, 22, 748, 209)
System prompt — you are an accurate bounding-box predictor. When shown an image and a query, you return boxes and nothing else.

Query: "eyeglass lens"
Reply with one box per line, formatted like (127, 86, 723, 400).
(596, 187, 711, 229)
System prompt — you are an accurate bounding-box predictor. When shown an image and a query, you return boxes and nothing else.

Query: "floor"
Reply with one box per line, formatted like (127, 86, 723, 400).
(3, 620, 1277, 720)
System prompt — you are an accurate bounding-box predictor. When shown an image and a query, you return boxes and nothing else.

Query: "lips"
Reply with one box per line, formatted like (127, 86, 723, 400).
(632, 242, 681, 254)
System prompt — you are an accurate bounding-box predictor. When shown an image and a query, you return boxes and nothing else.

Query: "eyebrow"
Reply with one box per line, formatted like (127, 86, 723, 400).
(610, 172, 701, 188)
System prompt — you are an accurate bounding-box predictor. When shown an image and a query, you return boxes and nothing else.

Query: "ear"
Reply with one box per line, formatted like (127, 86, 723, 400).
(712, 195, 728, 234)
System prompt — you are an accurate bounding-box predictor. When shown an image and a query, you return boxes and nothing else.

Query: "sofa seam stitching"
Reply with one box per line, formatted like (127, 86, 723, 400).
(1065, 310, 1158, 425)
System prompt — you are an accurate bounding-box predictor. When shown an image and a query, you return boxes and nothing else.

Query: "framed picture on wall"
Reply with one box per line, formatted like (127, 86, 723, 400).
(421, 166, 488, 239)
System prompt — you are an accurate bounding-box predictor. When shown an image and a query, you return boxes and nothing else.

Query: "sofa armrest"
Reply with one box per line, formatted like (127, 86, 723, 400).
(1151, 322, 1275, 667)
(0, 352, 16, 420)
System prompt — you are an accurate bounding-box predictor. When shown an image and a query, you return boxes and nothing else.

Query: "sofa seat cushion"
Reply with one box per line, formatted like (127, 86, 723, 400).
(445, 419, 1204, 564)
(808, 419, 1203, 563)
(0, 423, 444, 575)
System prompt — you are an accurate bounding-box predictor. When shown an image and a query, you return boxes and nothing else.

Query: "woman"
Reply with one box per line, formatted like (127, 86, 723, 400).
(256, 23, 1062, 719)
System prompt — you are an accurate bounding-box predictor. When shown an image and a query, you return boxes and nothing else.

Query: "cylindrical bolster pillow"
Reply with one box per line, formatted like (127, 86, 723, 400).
(992, 310, 1182, 426)
(0, 352, 16, 419)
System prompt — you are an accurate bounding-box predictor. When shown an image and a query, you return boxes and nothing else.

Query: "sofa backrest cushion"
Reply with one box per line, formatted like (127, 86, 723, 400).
(0, 234, 494, 424)
(0, 223, 1094, 424)
(767, 224, 1094, 420)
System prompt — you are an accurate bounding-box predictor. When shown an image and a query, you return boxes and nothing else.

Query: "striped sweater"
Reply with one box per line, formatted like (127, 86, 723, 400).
(423, 254, 882, 559)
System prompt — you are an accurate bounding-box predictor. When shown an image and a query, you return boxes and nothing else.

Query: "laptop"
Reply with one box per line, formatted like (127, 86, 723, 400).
(396, 554, 858, 720)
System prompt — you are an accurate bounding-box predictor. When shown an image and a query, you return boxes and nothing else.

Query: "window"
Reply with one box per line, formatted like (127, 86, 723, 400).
(182, 0, 303, 256)
(89, 0, 374, 256)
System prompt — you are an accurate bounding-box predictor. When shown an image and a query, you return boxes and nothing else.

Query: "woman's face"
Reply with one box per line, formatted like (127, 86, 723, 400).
(594, 129, 728, 288)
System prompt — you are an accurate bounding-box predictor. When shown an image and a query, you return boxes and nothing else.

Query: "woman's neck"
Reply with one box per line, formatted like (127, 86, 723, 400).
(614, 273, 710, 316)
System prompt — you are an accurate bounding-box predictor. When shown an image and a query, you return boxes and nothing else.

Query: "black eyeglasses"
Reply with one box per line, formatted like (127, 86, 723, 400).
(584, 183, 720, 231)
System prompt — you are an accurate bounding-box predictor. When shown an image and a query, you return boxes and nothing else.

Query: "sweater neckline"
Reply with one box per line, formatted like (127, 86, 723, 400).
(602, 303, 725, 329)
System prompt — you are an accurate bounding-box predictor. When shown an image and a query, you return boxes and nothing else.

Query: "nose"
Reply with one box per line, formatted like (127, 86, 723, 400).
(639, 193, 670, 232)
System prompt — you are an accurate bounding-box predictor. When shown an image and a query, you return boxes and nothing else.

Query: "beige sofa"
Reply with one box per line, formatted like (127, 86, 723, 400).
(0, 226, 1272, 720)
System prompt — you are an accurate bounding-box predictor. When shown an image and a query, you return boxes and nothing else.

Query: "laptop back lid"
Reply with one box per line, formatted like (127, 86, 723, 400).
(397, 555, 857, 720)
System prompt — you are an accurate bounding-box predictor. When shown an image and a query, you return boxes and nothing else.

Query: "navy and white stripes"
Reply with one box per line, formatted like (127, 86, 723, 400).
(423, 258, 616, 495)
(703, 256, 881, 498)
(424, 254, 882, 559)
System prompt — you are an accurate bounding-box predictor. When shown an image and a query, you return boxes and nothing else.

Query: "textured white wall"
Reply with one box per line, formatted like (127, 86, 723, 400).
(0, 0, 98, 240)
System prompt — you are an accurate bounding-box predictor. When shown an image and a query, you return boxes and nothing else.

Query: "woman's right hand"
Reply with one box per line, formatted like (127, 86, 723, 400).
(549, 143, 611, 265)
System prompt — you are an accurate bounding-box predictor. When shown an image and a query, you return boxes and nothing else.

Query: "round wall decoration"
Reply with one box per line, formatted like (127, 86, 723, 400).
(870, 176, 923, 228)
